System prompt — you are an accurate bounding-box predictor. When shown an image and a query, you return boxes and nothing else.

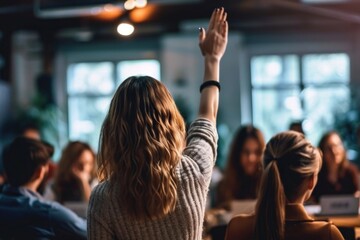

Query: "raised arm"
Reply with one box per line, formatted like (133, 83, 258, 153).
(198, 8, 228, 123)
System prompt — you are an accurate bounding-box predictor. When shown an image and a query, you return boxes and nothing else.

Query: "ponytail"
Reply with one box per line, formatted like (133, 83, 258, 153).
(254, 160, 286, 240)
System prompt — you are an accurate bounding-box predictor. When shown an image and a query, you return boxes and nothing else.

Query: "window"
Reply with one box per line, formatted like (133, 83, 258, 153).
(67, 60, 161, 150)
(251, 53, 350, 144)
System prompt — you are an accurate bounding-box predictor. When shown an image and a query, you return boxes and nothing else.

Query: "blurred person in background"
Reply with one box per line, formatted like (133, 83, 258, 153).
(45, 141, 97, 203)
(216, 125, 265, 207)
(312, 131, 359, 202)
(0, 123, 56, 193)
(20, 123, 57, 195)
(0, 137, 86, 240)
(289, 121, 305, 135)
(225, 131, 344, 240)
(20, 123, 42, 140)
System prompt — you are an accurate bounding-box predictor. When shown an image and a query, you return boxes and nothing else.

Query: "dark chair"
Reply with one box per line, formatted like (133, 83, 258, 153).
(209, 224, 227, 240)
(338, 227, 355, 240)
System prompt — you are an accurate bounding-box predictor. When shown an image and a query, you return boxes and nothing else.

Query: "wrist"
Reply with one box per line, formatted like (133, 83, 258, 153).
(204, 55, 221, 63)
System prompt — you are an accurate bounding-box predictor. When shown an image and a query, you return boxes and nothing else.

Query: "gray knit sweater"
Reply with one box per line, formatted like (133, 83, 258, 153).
(87, 118, 218, 240)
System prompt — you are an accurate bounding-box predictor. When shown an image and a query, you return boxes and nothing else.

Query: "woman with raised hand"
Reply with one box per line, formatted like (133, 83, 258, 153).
(87, 8, 228, 240)
(225, 131, 344, 240)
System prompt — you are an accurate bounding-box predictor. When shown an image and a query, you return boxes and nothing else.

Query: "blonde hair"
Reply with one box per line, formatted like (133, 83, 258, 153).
(254, 131, 321, 240)
(98, 76, 186, 220)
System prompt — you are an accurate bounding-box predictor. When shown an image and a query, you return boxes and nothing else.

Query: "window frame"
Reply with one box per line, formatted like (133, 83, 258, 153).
(244, 37, 352, 143)
(56, 46, 161, 148)
(250, 52, 350, 122)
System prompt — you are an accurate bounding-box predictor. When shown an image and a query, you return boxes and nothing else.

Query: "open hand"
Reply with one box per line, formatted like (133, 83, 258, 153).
(72, 166, 91, 183)
(199, 8, 228, 61)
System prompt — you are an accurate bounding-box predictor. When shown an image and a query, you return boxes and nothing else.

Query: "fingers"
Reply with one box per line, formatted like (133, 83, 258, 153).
(209, 8, 224, 30)
(198, 27, 206, 56)
(222, 21, 228, 38)
(198, 27, 205, 44)
(212, 8, 221, 30)
(211, 8, 227, 35)
(217, 8, 224, 22)
(221, 11, 227, 22)
(208, 8, 218, 30)
(198, 28, 206, 56)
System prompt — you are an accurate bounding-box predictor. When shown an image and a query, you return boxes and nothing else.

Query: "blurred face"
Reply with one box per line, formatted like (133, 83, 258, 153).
(240, 138, 262, 176)
(23, 129, 41, 140)
(74, 150, 94, 180)
(323, 134, 345, 167)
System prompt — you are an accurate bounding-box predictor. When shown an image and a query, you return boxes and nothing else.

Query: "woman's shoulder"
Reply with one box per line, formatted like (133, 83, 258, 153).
(328, 223, 345, 239)
(225, 214, 255, 240)
(345, 162, 359, 174)
(293, 221, 344, 240)
(229, 213, 255, 225)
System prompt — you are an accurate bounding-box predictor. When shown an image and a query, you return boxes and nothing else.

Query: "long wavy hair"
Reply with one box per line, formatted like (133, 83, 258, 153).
(254, 131, 322, 240)
(98, 76, 186, 220)
(318, 131, 348, 176)
(54, 141, 96, 203)
(218, 125, 265, 205)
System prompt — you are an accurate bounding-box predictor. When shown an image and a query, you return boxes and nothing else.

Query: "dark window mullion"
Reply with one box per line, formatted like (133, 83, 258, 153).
(113, 61, 117, 89)
(299, 54, 305, 112)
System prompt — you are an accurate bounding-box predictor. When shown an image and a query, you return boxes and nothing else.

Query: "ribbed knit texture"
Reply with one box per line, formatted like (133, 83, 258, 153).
(87, 118, 218, 240)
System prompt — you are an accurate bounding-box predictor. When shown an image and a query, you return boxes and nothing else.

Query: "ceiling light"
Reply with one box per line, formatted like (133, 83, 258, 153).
(135, 0, 147, 8)
(117, 22, 135, 36)
(104, 4, 115, 12)
(124, 0, 136, 10)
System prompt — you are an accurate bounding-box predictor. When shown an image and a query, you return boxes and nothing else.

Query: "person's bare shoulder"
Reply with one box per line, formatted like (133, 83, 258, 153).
(330, 224, 345, 240)
(225, 214, 255, 240)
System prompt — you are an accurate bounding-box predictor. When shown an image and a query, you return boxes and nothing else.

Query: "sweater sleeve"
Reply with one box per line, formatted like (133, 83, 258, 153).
(87, 183, 114, 240)
(182, 118, 218, 182)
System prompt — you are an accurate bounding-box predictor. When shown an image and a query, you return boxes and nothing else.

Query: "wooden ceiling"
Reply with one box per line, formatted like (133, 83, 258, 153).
(0, 0, 360, 40)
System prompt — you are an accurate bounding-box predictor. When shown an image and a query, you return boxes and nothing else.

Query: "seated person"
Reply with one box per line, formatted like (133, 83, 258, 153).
(225, 131, 344, 240)
(20, 123, 42, 140)
(44, 141, 97, 203)
(0, 137, 86, 240)
(312, 131, 359, 202)
(216, 125, 265, 207)
(289, 121, 305, 135)
(20, 123, 57, 195)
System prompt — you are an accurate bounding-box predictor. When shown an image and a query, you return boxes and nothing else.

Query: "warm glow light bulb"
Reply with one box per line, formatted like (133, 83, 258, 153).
(104, 4, 115, 12)
(135, 0, 147, 8)
(124, 0, 136, 10)
(117, 23, 135, 36)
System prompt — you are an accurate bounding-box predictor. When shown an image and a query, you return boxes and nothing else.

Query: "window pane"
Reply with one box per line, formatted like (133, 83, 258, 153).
(251, 55, 299, 87)
(67, 62, 114, 95)
(252, 89, 302, 140)
(117, 60, 161, 85)
(303, 86, 350, 145)
(68, 97, 111, 150)
(303, 53, 350, 84)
